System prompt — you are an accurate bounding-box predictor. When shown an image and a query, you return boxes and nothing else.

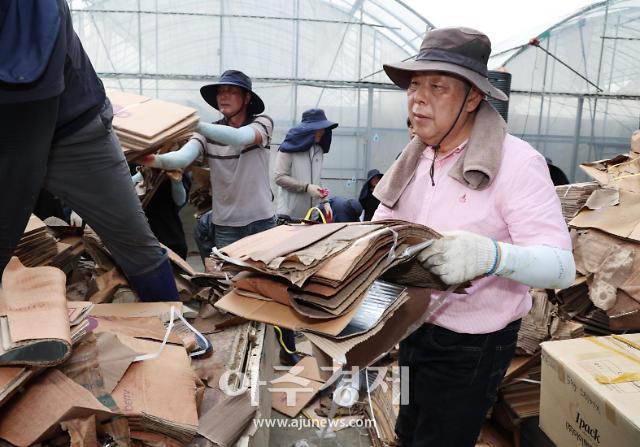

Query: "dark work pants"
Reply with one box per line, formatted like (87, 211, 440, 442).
(396, 319, 521, 447)
(0, 98, 164, 276)
(0, 97, 59, 272)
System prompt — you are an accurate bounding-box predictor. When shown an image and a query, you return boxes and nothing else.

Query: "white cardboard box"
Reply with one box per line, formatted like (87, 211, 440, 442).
(540, 334, 640, 447)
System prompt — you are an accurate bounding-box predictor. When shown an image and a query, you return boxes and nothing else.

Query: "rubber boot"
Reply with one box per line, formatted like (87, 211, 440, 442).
(126, 251, 179, 302)
(278, 327, 302, 366)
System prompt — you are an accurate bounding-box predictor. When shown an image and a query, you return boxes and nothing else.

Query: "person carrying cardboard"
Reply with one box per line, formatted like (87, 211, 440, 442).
(372, 27, 575, 446)
(144, 70, 275, 250)
(0, 0, 179, 302)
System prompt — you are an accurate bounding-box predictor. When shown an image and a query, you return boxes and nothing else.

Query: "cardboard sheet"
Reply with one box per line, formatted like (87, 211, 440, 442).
(108, 90, 196, 139)
(215, 290, 360, 336)
(198, 391, 256, 447)
(111, 336, 199, 439)
(221, 223, 347, 265)
(0, 369, 112, 447)
(90, 315, 182, 345)
(571, 189, 640, 242)
(90, 302, 183, 318)
(0, 258, 71, 366)
(270, 364, 324, 418)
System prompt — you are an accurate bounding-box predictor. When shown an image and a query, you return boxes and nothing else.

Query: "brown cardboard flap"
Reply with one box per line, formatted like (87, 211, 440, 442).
(60, 415, 99, 447)
(90, 315, 182, 345)
(107, 90, 197, 139)
(90, 302, 183, 318)
(198, 392, 256, 447)
(221, 223, 347, 264)
(579, 155, 630, 184)
(233, 272, 290, 306)
(111, 336, 199, 431)
(0, 369, 112, 447)
(607, 157, 640, 193)
(271, 371, 323, 418)
(571, 189, 640, 242)
(215, 290, 359, 336)
(312, 226, 389, 282)
(0, 258, 71, 366)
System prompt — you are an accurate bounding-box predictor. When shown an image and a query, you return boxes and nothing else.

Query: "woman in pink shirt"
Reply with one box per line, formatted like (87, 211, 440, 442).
(373, 27, 575, 446)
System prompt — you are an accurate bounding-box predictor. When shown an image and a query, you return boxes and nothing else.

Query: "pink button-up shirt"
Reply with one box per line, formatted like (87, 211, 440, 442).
(373, 134, 571, 334)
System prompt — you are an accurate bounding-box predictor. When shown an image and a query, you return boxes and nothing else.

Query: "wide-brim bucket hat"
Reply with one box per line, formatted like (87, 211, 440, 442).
(297, 108, 338, 132)
(383, 27, 508, 101)
(200, 70, 265, 115)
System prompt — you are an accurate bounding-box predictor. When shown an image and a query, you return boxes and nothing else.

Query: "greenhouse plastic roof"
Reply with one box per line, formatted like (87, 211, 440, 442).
(490, 0, 640, 97)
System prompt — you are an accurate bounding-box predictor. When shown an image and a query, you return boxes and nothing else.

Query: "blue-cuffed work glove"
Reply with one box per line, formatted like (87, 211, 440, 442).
(417, 230, 497, 285)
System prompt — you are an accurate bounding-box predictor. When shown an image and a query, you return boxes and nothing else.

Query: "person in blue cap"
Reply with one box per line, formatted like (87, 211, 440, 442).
(0, 0, 180, 303)
(273, 109, 338, 220)
(144, 70, 275, 250)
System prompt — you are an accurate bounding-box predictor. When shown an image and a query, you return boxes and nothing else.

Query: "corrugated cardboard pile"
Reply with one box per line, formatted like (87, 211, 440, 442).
(0, 218, 268, 447)
(211, 221, 462, 367)
(485, 130, 640, 445)
(107, 90, 199, 209)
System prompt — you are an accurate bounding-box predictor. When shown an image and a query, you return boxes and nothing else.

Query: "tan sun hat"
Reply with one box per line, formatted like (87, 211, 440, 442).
(383, 27, 508, 101)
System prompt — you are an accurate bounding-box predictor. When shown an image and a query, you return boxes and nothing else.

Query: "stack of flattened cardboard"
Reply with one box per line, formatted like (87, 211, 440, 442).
(567, 153, 640, 331)
(0, 258, 74, 367)
(215, 221, 457, 367)
(555, 181, 599, 223)
(0, 259, 93, 428)
(14, 214, 58, 267)
(516, 290, 555, 355)
(44, 219, 85, 273)
(107, 90, 198, 161)
(1, 227, 268, 445)
(110, 335, 199, 443)
(489, 144, 640, 445)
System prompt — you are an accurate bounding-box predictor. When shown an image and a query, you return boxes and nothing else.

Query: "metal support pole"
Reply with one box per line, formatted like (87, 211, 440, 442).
(155, 0, 159, 97)
(219, 0, 224, 71)
(365, 87, 374, 177)
(292, 0, 300, 126)
(570, 97, 585, 182)
(137, 0, 142, 94)
(536, 38, 550, 152)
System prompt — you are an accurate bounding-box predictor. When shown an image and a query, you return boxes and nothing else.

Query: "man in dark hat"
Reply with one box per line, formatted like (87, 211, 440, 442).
(145, 70, 275, 250)
(273, 108, 338, 220)
(372, 27, 575, 446)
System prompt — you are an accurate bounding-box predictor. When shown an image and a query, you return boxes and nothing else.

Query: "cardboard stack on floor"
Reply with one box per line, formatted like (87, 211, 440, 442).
(107, 90, 199, 207)
(489, 132, 640, 446)
(13, 215, 85, 273)
(536, 137, 640, 446)
(213, 221, 463, 368)
(14, 214, 59, 267)
(0, 256, 256, 446)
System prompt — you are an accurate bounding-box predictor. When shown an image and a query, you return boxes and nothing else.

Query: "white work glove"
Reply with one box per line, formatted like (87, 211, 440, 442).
(131, 171, 144, 185)
(417, 230, 498, 285)
(69, 210, 83, 227)
(306, 184, 327, 199)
